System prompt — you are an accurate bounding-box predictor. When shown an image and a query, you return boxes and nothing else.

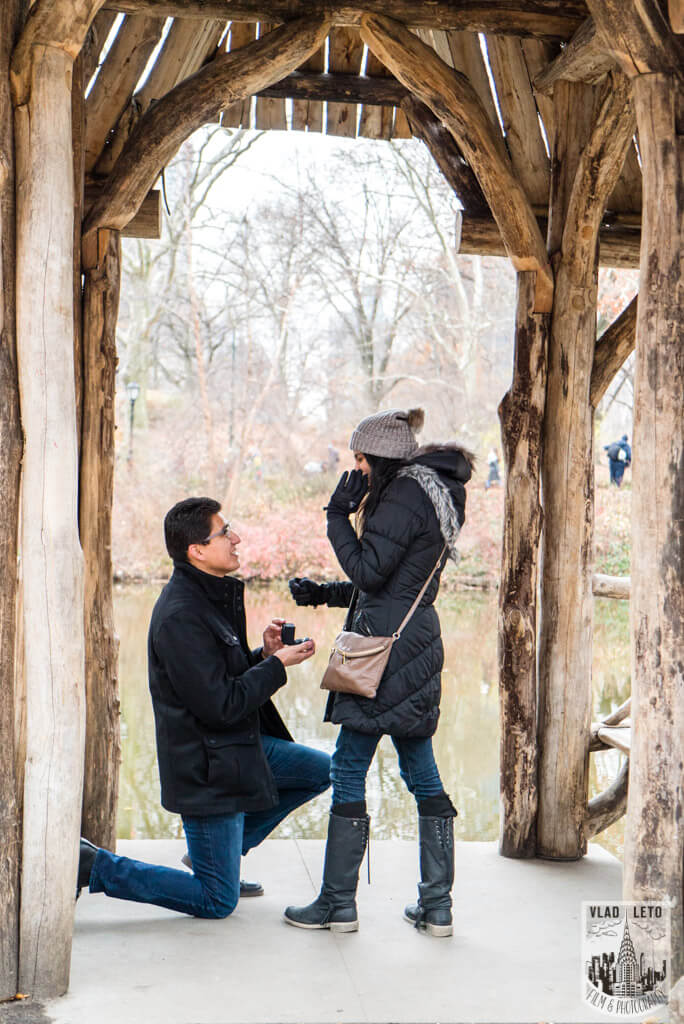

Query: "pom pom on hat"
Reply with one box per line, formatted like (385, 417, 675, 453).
(349, 407, 424, 460)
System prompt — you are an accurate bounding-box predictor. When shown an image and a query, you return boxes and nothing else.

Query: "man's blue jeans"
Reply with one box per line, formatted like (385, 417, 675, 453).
(330, 726, 444, 805)
(89, 736, 330, 918)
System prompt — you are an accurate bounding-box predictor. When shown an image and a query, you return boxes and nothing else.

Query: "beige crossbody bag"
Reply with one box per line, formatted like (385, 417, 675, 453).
(320, 546, 446, 700)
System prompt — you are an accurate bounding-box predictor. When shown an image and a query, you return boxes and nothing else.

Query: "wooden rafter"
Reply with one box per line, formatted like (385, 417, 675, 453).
(259, 71, 408, 106)
(359, 49, 393, 139)
(533, 18, 615, 93)
(327, 27, 364, 137)
(292, 35, 325, 133)
(670, 0, 684, 33)
(485, 33, 550, 206)
(85, 14, 166, 172)
(360, 13, 554, 311)
(84, 16, 331, 237)
(103, 1, 588, 39)
(401, 95, 488, 213)
(590, 294, 637, 406)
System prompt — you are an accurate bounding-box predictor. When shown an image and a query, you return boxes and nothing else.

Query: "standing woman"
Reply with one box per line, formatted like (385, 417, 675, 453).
(285, 408, 472, 937)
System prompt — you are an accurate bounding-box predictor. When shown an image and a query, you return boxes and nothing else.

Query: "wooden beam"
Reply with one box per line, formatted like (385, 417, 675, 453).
(258, 70, 409, 106)
(82, 10, 119, 84)
(103, 1, 588, 40)
(135, 17, 226, 111)
(255, 24, 288, 130)
(585, 758, 629, 839)
(12, 2, 94, 996)
(592, 573, 631, 599)
(456, 213, 641, 267)
(533, 18, 616, 93)
(590, 294, 637, 406)
(360, 13, 554, 312)
(291, 35, 325, 133)
(0, 0, 24, 1001)
(586, 0, 684, 80)
(401, 95, 488, 213)
(626, 71, 684, 979)
(358, 51, 393, 139)
(498, 271, 548, 859)
(327, 27, 364, 137)
(85, 185, 161, 237)
(485, 34, 550, 206)
(84, 16, 331, 236)
(536, 73, 634, 862)
(80, 231, 122, 851)
(85, 14, 166, 172)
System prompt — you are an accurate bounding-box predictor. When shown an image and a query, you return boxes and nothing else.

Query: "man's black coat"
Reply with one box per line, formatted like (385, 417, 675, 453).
(148, 562, 292, 816)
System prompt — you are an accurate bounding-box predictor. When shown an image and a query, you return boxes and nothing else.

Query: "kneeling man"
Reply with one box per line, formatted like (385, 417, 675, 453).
(78, 497, 330, 918)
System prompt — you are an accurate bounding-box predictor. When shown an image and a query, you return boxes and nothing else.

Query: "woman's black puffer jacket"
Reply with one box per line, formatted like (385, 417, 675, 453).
(323, 445, 470, 738)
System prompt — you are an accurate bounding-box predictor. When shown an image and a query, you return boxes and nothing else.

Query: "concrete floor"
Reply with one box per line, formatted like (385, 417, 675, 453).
(44, 838, 633, 1024)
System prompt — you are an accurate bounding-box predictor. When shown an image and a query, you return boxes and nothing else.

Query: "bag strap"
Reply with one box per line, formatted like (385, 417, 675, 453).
(393, 545, 447, 640)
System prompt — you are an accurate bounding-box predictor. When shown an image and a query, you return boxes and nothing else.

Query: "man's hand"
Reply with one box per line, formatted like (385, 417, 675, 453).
(325, 469, 368, 516)
(262, 618, 286, 657)
(274, 639, 316, 667)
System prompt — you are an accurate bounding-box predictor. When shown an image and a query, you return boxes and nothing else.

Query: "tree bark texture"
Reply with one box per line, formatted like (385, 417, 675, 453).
(13, 42, 86, 999)
(103, 0, 587, 39)
(84, 15, 330, 237)
(0, 0, 26, 1001)
(80, 231, 122, 851)
(624, 74, 683, 980)
(360, 14, 554, 311)
(497, 271, 548, 858)
(537, 76, 635, 860)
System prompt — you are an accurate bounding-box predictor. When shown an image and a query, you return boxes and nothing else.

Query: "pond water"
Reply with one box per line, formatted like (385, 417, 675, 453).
(114, 582, 629, 860)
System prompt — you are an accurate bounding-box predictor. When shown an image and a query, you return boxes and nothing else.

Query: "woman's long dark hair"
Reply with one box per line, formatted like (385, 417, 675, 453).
(362, 454, 406, 522)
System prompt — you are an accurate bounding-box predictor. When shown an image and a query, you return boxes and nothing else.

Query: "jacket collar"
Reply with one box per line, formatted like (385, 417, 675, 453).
(172, 561, 244, 603)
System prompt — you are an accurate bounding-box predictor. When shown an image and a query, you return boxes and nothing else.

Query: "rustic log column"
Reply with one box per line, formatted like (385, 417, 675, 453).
(626, 76, 683, 979)
(80, 231, 122, 851)
(0, 0, 26, 1001)
(498, 271, 548, 858)
(537, 75, 635, 860)
(585, 0, 683, 972)
(11, 0, 104, 997)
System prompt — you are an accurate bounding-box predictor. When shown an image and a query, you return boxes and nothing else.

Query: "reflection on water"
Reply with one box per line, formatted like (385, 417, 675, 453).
(114, 583, 629, 860)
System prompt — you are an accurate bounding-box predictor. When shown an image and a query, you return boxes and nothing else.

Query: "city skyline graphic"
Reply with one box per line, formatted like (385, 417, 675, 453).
(582, 901, 670, 1017)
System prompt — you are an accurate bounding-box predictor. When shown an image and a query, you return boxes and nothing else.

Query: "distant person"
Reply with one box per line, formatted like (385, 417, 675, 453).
(604, 434, 631, 487)
(77, 497, 330, 918)
(285, 408, 472, 938)
(327, 443, 340, 473)
(485, 447, 500, 490)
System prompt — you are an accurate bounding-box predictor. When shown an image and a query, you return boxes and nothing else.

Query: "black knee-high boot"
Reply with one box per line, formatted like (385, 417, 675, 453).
(283, 802, 369, 932)
(404, 791, 457, 937)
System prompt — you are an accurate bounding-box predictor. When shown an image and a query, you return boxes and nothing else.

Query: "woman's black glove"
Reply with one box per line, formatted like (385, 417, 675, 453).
(325, 469, 368, 517)
(288, 578, 329, 607)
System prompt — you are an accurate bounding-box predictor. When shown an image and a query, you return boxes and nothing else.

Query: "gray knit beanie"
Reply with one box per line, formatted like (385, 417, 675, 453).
(349, 408, 425, 459)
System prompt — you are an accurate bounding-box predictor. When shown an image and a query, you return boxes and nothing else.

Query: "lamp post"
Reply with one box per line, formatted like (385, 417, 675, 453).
(126, 380, 140, 463)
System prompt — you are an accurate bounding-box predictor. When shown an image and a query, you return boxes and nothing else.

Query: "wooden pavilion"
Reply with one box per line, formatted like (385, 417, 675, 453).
(0, 0, 681, 1002)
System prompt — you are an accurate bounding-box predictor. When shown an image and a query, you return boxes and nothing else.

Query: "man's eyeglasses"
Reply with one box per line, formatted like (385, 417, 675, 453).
(201, 522, 232, 544)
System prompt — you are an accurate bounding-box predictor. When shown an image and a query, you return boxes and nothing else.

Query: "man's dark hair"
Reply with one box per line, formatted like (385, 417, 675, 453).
(164, 497, 221, 563)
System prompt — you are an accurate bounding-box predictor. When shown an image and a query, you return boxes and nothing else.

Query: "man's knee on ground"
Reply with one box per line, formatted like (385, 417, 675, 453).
(198, 892, 239, 919)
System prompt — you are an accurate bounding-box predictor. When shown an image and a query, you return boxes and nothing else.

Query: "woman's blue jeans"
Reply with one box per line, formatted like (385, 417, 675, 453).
(330, 726, 444, 806)
(88, 736, 330, 918)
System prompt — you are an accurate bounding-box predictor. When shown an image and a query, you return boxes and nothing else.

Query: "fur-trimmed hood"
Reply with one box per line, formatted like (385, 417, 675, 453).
(398, 443, 472, 559)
